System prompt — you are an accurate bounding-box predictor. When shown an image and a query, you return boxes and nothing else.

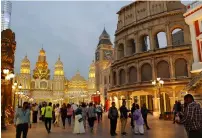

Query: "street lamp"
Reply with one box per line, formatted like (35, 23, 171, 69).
(1, 69, 15, 130)
(152, 77, 164, 119)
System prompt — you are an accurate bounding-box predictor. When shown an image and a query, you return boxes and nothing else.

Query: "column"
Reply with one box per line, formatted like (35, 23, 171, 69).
(153, 90, 159, 116)
(163, 92, 167, 112)
(169, 56, 175, 79)
(152, 58, 156, 80)
(146, 95, 148, 108)
(189, 23, 199, 63)
(125, 69, 129, 84)
(149, 27, 155, 50)
(135, 32, 141, 53)
(166, 24, 172, 47)
(116, 70, 119, 86)
(124, 38, 127, 57)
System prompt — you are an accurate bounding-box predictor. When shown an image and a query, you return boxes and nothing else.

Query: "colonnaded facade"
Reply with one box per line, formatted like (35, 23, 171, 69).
(14, 48, 96, 104)
(103, 1, 202, 116)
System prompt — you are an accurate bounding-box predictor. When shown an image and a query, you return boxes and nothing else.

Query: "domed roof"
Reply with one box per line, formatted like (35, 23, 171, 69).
(70, 71, 86, 82)
(98, 27, 112, 46)
(21, 55, 30, 65)
(55, 56, 63, 67)
(39, 48, 45, 56)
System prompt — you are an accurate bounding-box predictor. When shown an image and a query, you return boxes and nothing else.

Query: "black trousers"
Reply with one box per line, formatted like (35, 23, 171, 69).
(67, 115, 72, 125)
(173, 112, 177, 123)
(110, 118, 117, 135)
(88, 117, 95, 128)
(143, 115, 149, 129)
(188, 129, 202, 138)
(97, 112, 102, 123)
(33, 111, 38, 123)
(45, 118, 52, 132)
(61, 116, 66, 127)
(131, 117, 134, 128)
(16, 123, 28, 138)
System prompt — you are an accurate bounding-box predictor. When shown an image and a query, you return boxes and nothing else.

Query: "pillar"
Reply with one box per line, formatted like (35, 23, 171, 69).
(166, 24, 172, 46)
(149, 27, 155, 50)
(169, 56, 175, 79)
(135, 32, 141, 53)
(153, 90, 159, 116)
(163, 92, 167, 112)
(116, 70, 119, 86)
(146, 95, 148, 108)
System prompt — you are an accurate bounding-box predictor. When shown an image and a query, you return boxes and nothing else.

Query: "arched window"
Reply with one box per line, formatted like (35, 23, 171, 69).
(140, 35, 150, 52)
(175, 58, 188, 78)
(128, 66, 137, 83)
(155, 32, 167, 48)
(157, 61, 170, 79)
(31, 81, 35, 89)
(172, 28, 184, 46)
(117, 44, 124, 59)
(40, 81, 47, 89)
(141, 63, 152, 81)
(113, 71, 116, 86)
(126, 39, 136, 56)
(119, 69, 126, 85)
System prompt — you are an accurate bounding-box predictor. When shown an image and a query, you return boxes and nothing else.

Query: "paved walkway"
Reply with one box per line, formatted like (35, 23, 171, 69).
(2, 114, 187, 138)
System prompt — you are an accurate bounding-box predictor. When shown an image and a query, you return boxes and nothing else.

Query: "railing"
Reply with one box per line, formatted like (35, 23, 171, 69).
(182, 71, 202, 92)
(186, 1, 202, 11)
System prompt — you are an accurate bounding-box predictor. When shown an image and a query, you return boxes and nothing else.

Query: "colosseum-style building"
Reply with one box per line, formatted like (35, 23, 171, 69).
(107, 1, 196, 116)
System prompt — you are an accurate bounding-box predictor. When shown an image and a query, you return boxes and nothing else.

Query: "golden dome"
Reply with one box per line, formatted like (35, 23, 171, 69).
(55, 56, 63, 67)
(39, 48, 45, 56)
(68, 71, 87, 89)
(21, 55, 30, 65)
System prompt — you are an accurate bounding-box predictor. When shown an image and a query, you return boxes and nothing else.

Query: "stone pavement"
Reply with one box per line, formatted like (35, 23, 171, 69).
(2, 114, 187, 138)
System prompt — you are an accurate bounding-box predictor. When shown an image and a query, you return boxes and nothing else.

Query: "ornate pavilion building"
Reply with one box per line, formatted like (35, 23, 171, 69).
(15, 48, 96, 104)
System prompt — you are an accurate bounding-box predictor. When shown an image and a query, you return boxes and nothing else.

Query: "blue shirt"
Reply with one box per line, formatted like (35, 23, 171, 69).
(14, 108, 31, 125)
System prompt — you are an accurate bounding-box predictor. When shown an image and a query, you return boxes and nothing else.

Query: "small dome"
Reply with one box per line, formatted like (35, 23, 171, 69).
(39, 48, 45, 56)
(55, 56, 63, 67)
(21, 55, 30, 65)
(70, 71, 86, 82)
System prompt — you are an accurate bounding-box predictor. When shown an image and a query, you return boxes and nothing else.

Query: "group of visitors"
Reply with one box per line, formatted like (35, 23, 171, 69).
(12, 94, 202, 138)
(108, 100, 151, 136)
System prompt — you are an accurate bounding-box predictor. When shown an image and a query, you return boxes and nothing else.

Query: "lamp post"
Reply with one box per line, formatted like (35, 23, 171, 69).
(152, 78, 164, 119)
(1, 69, 15, 130)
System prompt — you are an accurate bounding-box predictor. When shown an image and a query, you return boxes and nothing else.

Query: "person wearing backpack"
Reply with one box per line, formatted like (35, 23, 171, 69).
(96, 104, 103, 123)
(108, 102, 119, 136)
(44, 102, 53, 133)
(177, 94, 202, 138)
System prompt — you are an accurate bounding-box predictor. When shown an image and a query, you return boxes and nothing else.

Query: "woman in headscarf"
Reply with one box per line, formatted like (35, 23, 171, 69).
(73, 105, 85, 134)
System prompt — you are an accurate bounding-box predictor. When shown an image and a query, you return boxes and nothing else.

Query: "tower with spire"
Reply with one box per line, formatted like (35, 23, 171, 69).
(95, 27, 114, 103)
(52, 55, 65, 98)
(88, 60, 96, 95)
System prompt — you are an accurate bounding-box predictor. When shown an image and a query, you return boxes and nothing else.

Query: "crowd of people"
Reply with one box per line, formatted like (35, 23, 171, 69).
(11, 94, 202, 138)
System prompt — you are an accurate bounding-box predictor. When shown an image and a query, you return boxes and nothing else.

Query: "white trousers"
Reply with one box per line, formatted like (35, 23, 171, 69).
(134, 124, 144, 134)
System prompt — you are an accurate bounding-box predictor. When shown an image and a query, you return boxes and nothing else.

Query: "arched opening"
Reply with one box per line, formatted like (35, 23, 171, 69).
(157, 61, 170, 79)
(128, 66, 137, 83)
(117, 44, 124, 59)
(175, 58, 188, 78)
(155, 32, 167, 48)
(141, 63, 152, 82)
(126, 39, 136, 56)
(119, 69, 126, 85)
(140, 35, 150, 52)
(113, 71, 116, 86)
(172, 28, 184, 46)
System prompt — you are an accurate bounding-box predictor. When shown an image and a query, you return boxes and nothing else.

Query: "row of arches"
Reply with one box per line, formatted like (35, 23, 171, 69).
(112, 58, 188, 86)
(117, 28, 184, 59)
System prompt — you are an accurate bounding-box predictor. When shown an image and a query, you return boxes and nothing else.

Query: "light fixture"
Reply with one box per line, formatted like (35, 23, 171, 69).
(5, 75, 10, 80)
(12, 85, 16, 89)
(3, 69, 9, 74)
(9, 73, 15, 78)
(14, 81, 17, 86)
(157, 78, 160, 81)
(18, 84, 22, 89)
